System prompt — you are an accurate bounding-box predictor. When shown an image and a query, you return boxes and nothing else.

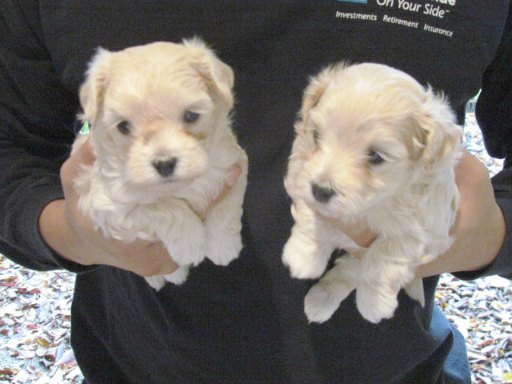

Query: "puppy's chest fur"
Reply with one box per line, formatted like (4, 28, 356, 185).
(72, 39, 248, 289)
(366, 165, 458, 245)
(74, 133, 242, 243)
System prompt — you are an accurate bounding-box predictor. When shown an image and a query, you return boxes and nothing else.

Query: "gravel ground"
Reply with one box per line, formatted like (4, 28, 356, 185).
(0, 112, 511, 383)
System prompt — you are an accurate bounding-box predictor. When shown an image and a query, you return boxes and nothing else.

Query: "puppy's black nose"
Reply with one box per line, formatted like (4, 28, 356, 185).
(153, 157, 178, 177)
(311, 183, 335, 203)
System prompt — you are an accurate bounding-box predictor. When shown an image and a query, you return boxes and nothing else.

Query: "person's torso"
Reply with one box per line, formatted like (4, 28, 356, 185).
(35, 1, 508, 383)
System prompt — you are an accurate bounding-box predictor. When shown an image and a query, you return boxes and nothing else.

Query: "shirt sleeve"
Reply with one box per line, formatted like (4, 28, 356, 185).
(0, 2, 89, 272)
(456, 7, 512, 281)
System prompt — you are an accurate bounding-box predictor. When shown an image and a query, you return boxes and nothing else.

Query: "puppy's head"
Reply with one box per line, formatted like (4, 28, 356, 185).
(79, 38, 234, 198)
(285, 63, 461, 219)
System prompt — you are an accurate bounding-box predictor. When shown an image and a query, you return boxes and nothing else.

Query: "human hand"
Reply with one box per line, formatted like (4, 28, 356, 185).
(416, 150, 505, 277)
(324, 150, 505, 277)
(39, 138, 240, 277)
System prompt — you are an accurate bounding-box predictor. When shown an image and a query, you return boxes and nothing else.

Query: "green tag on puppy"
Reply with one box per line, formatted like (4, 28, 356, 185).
(79, 121, 90, 135)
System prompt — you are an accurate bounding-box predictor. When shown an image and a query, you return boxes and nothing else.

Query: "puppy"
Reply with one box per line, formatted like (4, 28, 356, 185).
(282, 63, 461, 323)
(73, 38, 248, 290)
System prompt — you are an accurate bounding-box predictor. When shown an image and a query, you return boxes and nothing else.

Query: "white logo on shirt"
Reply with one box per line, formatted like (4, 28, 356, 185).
(376, 0, 454, 19)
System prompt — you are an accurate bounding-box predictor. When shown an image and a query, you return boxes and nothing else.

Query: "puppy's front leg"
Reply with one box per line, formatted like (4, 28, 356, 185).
(305, 255, 361, 323)
(282, 200, 337, 279)
(145, 205, 206, 290)
(205, 156, 248, 266)
(156, 200, 208, 270)
(355, 237, 423, 323)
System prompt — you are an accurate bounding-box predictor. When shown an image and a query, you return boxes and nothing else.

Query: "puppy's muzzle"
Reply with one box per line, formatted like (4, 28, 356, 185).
(153, 157, 178, 177)
(311, 183, 336, 203)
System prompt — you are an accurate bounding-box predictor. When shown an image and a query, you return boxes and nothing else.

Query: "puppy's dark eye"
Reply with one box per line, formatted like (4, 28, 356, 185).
(183, 111, 200, 124)
(368, 149, 385, 165)
(117, 120, 131, 135)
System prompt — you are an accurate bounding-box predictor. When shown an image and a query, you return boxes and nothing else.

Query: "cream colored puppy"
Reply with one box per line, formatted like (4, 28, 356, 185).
(282, 63, 461, 323)
(73, 38, 248, 290)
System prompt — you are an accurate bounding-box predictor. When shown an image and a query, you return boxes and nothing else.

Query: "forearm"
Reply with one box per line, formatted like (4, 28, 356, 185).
(0, 2, 79, 271)
(39, 199, 92, 266)
(453, 167, 512, 280)
(39, 193, 179, 276)
(0, 130, 70, 271)
(329, 151, 508, 279)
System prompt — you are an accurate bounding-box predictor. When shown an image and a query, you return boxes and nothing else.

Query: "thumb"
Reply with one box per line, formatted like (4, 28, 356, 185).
(73, 137, 96, 165)
(224, 164, 242, 187)
(60, 137, 96, 194)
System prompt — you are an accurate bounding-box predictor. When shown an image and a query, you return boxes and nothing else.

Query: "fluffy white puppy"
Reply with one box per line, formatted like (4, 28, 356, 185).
(73, 38, 248, 290)
(282, 63, 461, 323)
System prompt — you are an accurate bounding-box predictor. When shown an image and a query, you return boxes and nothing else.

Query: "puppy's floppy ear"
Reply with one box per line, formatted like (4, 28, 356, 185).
(79, 48, 113, 126)
(413, 88, 462, 165)
(299, 64, 348, 135)
(184, 37, 235, 108)
(301, 65, 340, 116)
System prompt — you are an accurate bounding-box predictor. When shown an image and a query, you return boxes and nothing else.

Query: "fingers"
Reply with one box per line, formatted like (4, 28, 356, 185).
(320, 214, 376, 248)
(109, 240, 179, 276)
(137, 164, 241, 275)
(216, 164, 241, 199)
(57, 140, 239, 277)
(57, 138, 183, 277)
(134, 242, 180, 276)
(198, 164, 241, 220)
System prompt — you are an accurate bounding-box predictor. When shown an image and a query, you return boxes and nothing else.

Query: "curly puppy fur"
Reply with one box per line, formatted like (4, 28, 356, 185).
(282, 63, 461, 323)
(73, 38, 247, 290)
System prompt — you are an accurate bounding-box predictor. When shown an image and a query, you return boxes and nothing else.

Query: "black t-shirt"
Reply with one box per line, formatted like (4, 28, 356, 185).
(0, 1, 509, 383)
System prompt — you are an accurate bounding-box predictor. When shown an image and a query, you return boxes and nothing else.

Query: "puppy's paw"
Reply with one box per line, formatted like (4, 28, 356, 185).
(305, 280, 354, 323)
(166, 239, 206, 267)
(305, 284, 336, 323)
(144, 266, 190, 290)
(404, 278, 425, 307)
(282, 235, 327, 279)
(356, 282, 398, 324)
(145, 275, 167, 291)
(206, 232, 243, 266)
(164, 265, 190, 285)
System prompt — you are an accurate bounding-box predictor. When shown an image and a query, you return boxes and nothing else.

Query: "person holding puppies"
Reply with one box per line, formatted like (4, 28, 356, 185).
(0, 2, 510, 383)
